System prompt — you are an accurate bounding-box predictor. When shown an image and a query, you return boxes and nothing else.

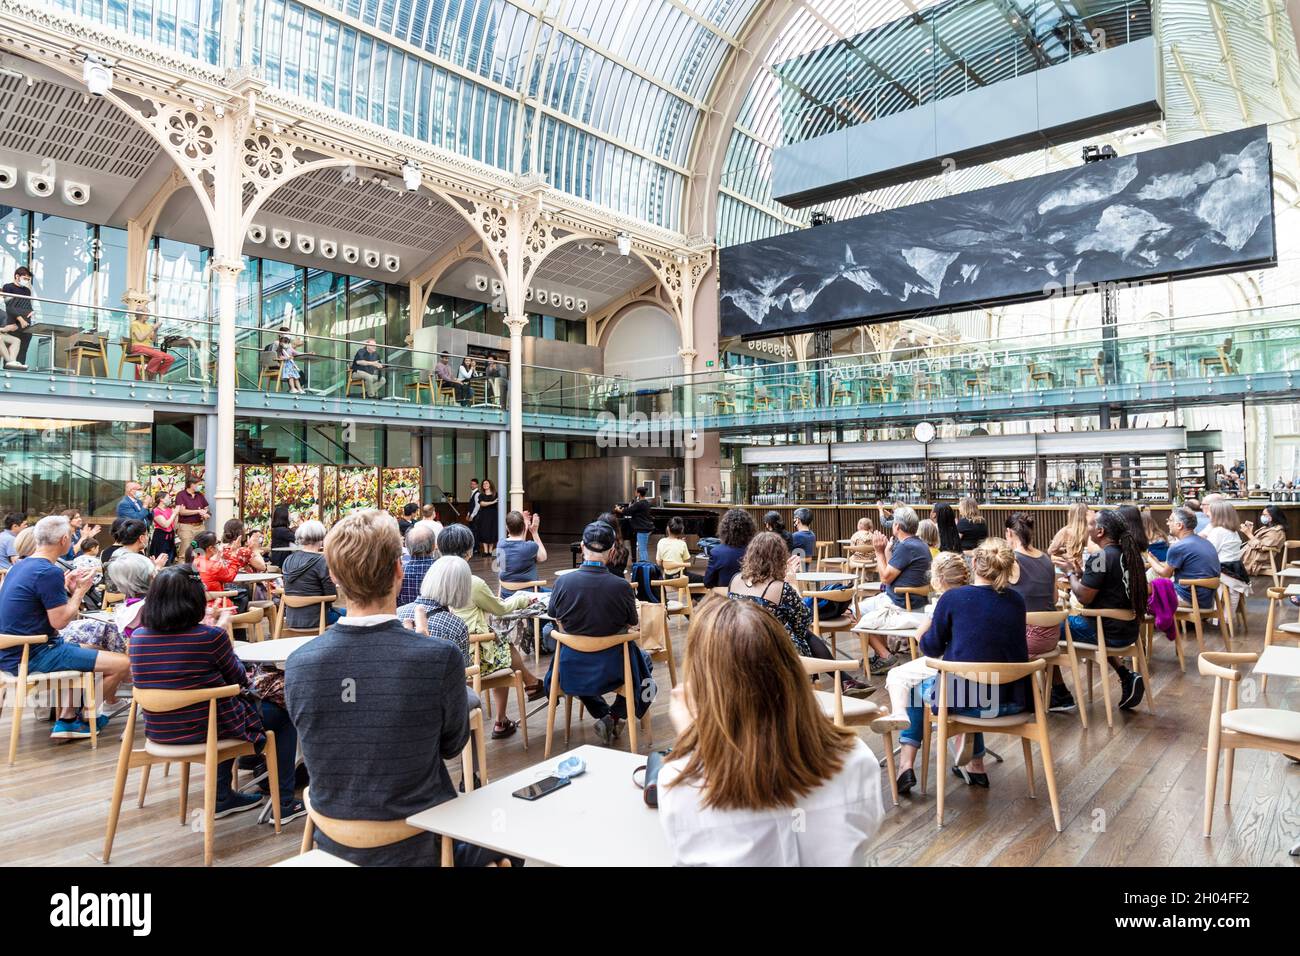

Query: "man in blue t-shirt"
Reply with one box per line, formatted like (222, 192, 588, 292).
(860, 505, 932, 675)
(350, 338, 385, 398)
(0, 515, 129, 741)
(1149, 506, 1221, 608)
(790, 507, 817, 567)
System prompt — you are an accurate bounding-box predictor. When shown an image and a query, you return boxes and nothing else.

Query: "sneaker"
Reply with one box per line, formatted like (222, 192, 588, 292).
(92, 714, 110, 733)
(841, 676, 874, 698)
(1116, 669, 1136, 708)
(4, 361, 26, 370)
(610, 718, 626, 740)
(274, 800, 307, 825)
(593, 715, 614, 745)
(213, 791, 264, 819)
(1119, 672, 1145, 711)
(1049, 685, 1077, 713)
(869, 654, 898, 676)
(50, 718, 84, 739)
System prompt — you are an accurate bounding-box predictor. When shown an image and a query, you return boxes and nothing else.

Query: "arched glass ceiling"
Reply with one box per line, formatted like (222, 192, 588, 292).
(719, 0, 1300, 248)
(46, 0, 763, 229)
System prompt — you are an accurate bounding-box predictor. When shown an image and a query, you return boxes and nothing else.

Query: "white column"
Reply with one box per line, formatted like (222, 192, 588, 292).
(202, 413, 219, 531)
(211, 257, 243, 527)
(679, 347, 697, 503)
(497, 429, 509, 541)
(505, 315, 527, 511)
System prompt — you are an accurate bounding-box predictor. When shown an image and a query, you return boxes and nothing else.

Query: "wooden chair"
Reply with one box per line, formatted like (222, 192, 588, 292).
(469, 632, 528, 756)
(713, 389, 738, 414)
(1062, 607, 1155, 729)
(404, 374, 433, 404)
(273, 593, 336, 640)
(1199, 338, 1233, 376)
(1025, 609, 1087, 727)
(651, 576, 694, 625)
(1, 633, 98, 765)
(752, 391, 774, 411)
(1284, 538, 1300, 569)
(1076, 350, 1105, 386)
(829, 378, 855, 406)
(814, 541, 846, 572)
(1027, 361, 1053, 388)
(913, 373, 937, 399)
(865, 376, 893, 402)
(436, 381, 459, 405)
(895, 583, 931, 612)
(298, 710, 485, 866)
(68, 335, 108, 377)
(1145, 350, 1174, 380)
(788, 383, 813, 410)
(963, 369, 989, 395)
(1198, 652, 1300, 838)
(257, 355, 283, 391)
(800, 656, 904, 806)
(543, 631, 646, 758)
(103, 685, 282, 866)
(1260, 586, 1300, 694)
(117, 338, 150, 379)
(636, 599, 678, 690)
(845, 544, 877, 584)
(102, 591, 126, 610)
(226, 606, 267, 644)
(345, 370, 369, 397)
(801, 585, 856, 657)
(499, 579, 547, 667)
(919, 657, 1060, 831)
(1173, 576, 1229, 668)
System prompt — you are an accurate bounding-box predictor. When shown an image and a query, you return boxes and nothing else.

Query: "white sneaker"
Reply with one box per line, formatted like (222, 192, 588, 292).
(5, 361, 26, 370)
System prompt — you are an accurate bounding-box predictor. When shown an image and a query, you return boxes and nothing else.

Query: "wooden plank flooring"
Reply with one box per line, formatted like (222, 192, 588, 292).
(2, 543, 1297, 867)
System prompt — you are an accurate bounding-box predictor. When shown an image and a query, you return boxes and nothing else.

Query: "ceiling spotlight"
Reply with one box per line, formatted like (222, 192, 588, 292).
(213, 103, 225, 118)
(270, 122, 281, 135)
(401, 160, 421, 191)
(616, 231, 630, 257)
(82, 54, 112, 96)
(193, 98, 205, 112)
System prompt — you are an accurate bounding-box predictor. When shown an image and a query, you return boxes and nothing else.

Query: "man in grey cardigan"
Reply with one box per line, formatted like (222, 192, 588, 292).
(285, 508, 505, 866)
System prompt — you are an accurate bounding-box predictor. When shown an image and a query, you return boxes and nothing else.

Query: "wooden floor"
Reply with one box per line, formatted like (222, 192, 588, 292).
(2, 542, 1298, 867)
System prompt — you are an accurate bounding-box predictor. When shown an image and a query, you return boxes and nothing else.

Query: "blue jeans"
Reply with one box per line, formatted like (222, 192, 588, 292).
(635, 531, 651, 564)
(1065, 615, 1131, 649)
(899, 676, 1024, 757)
(218, 699, 298, 810)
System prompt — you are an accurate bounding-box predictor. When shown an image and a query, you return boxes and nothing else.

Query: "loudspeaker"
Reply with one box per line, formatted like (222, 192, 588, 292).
(363, 249, 380, 268)
(0, 166, 16, 189)
(342, 245, 359, 264)
(24, 171, 53, 198)
(319, 239, 337, 258)
(62, 181, 90, 205)
(271, 228, 291, 249)
(295, 234, 315, 254)
(247, 223, 267, 243)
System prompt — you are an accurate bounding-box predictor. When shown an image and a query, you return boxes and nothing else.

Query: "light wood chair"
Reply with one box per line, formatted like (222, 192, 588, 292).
(404, 374, 433, 404)
(436, 381, 459, 405)
(652, 576, 694, 625)
(68, 335, 109, 377)
(345, 370, 371, 397)
(788, 383, 813, 410)
(298, 708, 486, 868)
(1198, 338, 1233, 376)
(713, 389, 738, 414)
(1076, 350, 1105, 386)
(103, 685, 282, 866)
(499, 578, 547, 667)
(1198, 652, 1300, 838)
(117, 338, 150, 379)
(273, 593, 336, 640)
(919, 657, 1061, 830)
(543, 631, 646, 758)
(1173, 576, 1229, 668)
(895, 583, 931, 612)
(814, 541, 847, 572)
(801, 585, 856, 657)
(1, 633, 98, 765)
(1027, 361, 1053, 388)
(1283, 538, 1300, 569)
(800, 655, 904, 806)
(866, 376, 893, 402)
(1062, 607, 1155, 729)
(1145, 350, 1174, 380)
(102, 591, 126, 609)
(829, 379, 855, 406)
(1026, 609, 1086, 727)
(1260, 586, 1300, 694)
(226, 606, 267, 643)
(469, 632, 528, 757)
(258, 358, 283, 391)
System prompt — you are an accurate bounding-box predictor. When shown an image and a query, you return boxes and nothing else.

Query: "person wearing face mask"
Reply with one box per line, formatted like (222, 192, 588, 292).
(1242, 504, 1287, 577)
(115, 480, 150, 523)
(174, 476, 211, 561)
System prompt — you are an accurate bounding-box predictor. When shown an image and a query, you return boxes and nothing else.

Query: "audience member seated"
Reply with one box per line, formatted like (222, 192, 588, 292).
(955, 497, 987, 551)
(861, 506, 932, 675)
(848, 517, 875, 570)
(1141, 506, 1169, 562)
(65, 551, 156, 658)
(437, 523, 545, 737)
(703, 508, 756, 589)
(1242, 504, 1286, 576)
(1051, 510, 1148, 713)
(193, 531, 250, 612)
(71, 536, 103, 588)
(657, 516, 702, 584)
(399, 522, 438, 606)
(103, 518, 161, 588)
(1047, 502, 1096, 566)
(416, 504, 444, 539)
(0, 515, 128, 741)
(285, 508, 508, 866)
(397, 502, 419, 538)
(1185, 497, 1210, 533)
(790, 507, 816, 565)
(496, 509, 548, 594)
(129, 565, 303, 821)
(0, 512, 24, 570)
(658, 598, 883, 865)
(763, 511, 793, 550)
(916, 519, 940, 557)
(397, 554, 472, 665)
(542, 521, 653, 745)
(727, 531, 869, 696)
(280, 520, 341, 629)
(1147, 507, 1221, 610)
(595, 511, 631, 578)
(1005, 512, 1059, 656)
(893, 538, 1030, 794)
(1202, 499, 1249, 615)
(932, 502, 961, 554)
(269, 505, 295, 568)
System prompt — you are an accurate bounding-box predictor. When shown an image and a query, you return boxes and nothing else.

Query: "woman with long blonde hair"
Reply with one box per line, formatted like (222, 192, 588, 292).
(658, 599, 884, 865)
(955, 496, 987, 551)
(1048, 502, 1095, 566)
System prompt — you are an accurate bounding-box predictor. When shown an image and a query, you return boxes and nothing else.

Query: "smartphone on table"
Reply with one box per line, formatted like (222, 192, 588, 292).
(512, 775, 571, 801)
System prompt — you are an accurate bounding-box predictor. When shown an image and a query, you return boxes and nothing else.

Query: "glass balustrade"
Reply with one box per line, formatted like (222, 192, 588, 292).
(646, 309, 1300, 421)
(0, 295, 215, 385)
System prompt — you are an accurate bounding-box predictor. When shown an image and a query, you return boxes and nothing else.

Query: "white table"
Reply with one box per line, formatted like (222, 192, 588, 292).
(1284, 584, 1300, 597)
(796, 572, 856, 584)
(235, 572, 282, 584)
(406, 744, 673, 867)
(233, 635, 316, 666)
(1278, 567, 1300, 579)
(1253, 645, 1300, 678)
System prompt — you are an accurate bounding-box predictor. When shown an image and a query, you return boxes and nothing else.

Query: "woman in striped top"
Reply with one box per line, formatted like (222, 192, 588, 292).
(128, 566, 303, 821)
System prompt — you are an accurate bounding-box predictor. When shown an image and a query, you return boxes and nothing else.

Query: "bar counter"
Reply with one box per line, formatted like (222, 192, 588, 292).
(664, 501, 1298, 553)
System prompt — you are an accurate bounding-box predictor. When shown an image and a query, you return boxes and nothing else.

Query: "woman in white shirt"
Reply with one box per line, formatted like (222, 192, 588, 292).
(1202, 499, 1249, 614)
(658, 598, 883, 866)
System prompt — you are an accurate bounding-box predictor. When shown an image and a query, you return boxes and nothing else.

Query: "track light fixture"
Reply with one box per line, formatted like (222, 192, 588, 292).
(616, 231, 631, 257)
(402, 160, 421, 191)
(82, 54, 112, 96)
